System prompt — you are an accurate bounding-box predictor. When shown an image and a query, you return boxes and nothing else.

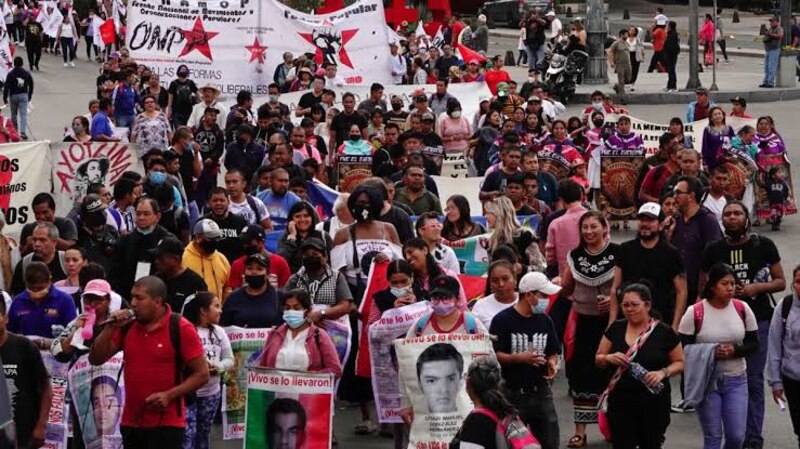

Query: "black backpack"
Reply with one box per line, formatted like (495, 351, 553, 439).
(174, 82, 196, 110)
(780, 294, 794, 324)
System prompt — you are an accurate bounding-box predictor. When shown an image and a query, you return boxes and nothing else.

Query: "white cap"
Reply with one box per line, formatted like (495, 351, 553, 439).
(546, 11, 556, 17)
(637, 202, 661, 219)
(478, 14, 487, 23)
(519, 272, 562, 295)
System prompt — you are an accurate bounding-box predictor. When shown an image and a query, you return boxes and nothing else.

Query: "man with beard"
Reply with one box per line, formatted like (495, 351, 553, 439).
(610, 202, 686, 330)
(383, 96, 409, 131)
(700, 201, 785, 448)
(394, 164, 442, 216)
(150, 237, 207, 312)
(226, 225, 291, 290)
(204, 187, 248, 262)
(256, 168, 302, 231)
(76, 194, 119, 273)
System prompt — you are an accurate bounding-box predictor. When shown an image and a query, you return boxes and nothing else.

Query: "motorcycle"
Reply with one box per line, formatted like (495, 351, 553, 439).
(536, 43, 589, 104)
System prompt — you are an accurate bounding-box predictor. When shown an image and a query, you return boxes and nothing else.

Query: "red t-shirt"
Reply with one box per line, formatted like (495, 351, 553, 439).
(226, 253, 291, 290)
(112, 307, 204, 428)
(640, 164, 675, 200)
(484, 69, 511, 95)
(652, 28, 666, 51)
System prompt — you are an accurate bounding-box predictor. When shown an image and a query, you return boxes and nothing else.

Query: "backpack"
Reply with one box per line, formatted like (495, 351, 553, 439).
(22, 251, 67, 278)
(245, 195, 263, 225)
(780, 294, 794, 324)
(693, 299, 746, 335)
(415, 311, 478, 337)
(174, 82, 195, 110)
(462, 408, 541, 449)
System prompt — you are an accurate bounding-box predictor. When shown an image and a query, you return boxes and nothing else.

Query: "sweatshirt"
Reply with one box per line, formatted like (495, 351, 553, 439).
(767, 294, 800, 391)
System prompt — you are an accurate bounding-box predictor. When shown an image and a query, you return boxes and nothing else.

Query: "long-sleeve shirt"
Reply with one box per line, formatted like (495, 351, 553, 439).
(768, 294, 800, 391)
(196, 325, 234, 397)
(3, 67, 34, 102)
(545, 205, 587, 277)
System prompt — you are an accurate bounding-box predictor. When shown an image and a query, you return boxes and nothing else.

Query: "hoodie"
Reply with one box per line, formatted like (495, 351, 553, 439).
(181, 241, 230, 300)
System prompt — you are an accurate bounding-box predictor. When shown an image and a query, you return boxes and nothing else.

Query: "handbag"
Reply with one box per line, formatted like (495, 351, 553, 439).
(596, 320, 659, 442)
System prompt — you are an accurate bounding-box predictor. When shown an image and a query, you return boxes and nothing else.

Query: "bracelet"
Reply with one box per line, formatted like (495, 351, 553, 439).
(662, 367, 670, 378)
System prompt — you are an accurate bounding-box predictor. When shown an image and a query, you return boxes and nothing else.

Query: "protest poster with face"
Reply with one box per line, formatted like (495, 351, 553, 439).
(39, 348, 69, 449)
(67, 354, 124, 449)
(222, 327, 271, 440)
(394, 333, 494, 449)
(244, 368, 334, 449)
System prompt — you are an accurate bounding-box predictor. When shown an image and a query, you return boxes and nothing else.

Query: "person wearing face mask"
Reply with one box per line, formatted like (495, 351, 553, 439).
(227, 225, 291, 292)
(75, 194, 120, 273)
(257, 288, 343, 377)
(437, 98, 471, 156)
(383, 96, 409, 131)
(336, 123, 374, 157)
(221, 252, 285, 328)
(285, 238, 352, 325)
(167, 64, 199, 127)
(8, 261, 77, 341)
(490, 271, 561, 449)
(182, 219, 231, 301)
(64, 115, 92, 143)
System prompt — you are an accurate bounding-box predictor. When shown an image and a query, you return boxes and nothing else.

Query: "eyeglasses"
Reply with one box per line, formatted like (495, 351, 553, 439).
(430, 297, 455, 304)
(420, 222, 442, 231)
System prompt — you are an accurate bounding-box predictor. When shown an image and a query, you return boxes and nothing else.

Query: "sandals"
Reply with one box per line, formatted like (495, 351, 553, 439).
(354, 419, 376, 435)
(567, 434, 587, 448)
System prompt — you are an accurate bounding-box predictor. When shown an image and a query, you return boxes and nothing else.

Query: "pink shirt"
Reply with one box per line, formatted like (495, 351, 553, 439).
(545, 206, 587, 277)
(438, 116, 472, 153)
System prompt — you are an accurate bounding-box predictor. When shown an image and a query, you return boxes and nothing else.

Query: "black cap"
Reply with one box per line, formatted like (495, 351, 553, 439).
(148, 237, 185, 258)
(300, 237, 326, 252)
(239, 224, 265, 242)
(415, 95, 428, 103)
(246, 252, 270, 268)
(430, 275, 460, 298)
(81, 194, 105, 214)
(730, 96, 747, 107)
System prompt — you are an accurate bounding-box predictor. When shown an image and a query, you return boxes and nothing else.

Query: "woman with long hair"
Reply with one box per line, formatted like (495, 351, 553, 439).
(561, 211, 618, 447)
(277, 201, 329, 272)
(470, 109, 503, 176)
(521, 112, 550, 152)
(539, 120, 583, 180)
(700, 106, 734, 171)
(669, 117, 694, 149)
(442, 195, 486, 242)
(678, 263, 758, 449)
(182, 292, 233, 449)
(753, 116, 790, 224)
(484, 196, 545, 272)
(663, 21, 680, 92)
(64, 116, 92, 143)
(403, 237, 466, 305)
(596, 283, 684, 449)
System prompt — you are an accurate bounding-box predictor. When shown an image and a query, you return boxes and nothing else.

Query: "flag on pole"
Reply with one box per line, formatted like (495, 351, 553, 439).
(99, 19, 116, 45)
(455, 42, 486, 64)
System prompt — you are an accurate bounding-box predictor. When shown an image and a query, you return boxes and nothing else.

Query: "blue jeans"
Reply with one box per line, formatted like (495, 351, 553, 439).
(527, 43, 546, 72)
(764, 48, 780, 86)
(115, 113, 134, 128)
(9, 93, 28, 135)
(745, 320, 771, 445)
(697, 373, 748, 449)
(182, 392, 221, 449)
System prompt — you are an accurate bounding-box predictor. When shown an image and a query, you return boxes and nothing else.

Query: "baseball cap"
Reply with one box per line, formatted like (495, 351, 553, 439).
(81, 194, 105, 214)
(527, 95, 542, 103)
(415, 95, 428, 103)
(421, 112, 436, 122)
(637, 202, 662, 219)
(656, 17, 668, 25)
(246, 252, 270, 268)
(770, 15, 780, 21)
(239, 224, 265, 242)
(546, 11, 556, 17)
(469, 58, 480, 65)
(300, 237, 327, 252)
(82, 279, 112, 297)
(519, 272, 562, 295)
(430, 275, 460, 298)
(149, 237, 185, 258)
(193, 219, 222, 240)
(730, 96, 747, 107)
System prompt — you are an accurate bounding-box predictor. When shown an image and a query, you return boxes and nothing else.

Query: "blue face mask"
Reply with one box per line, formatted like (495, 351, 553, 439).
(533, 298, 550, 315)
(593, 102, 604, 110)
(283, 310, 306, 329)
(390, 286, 411, 297)
(150, 171, 166, 185)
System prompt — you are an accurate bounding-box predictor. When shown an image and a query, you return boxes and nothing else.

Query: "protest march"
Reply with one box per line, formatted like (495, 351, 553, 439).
(0, 0, 800, 449)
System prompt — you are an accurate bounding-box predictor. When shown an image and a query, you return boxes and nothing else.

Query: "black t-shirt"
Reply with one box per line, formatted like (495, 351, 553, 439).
(158, 207, 190, 240)
(0, 333, 49, 447)
(221, 288, 285, 328)
(604, 320, 679, 396)
(379, 206, 414, 244)
(163, 268, 208, 312)
(330, 111, 368, 148)
(490, 306, 560, 389)
(516, 204, 536, 216)
(167, 79, 198, 116)
(701, 235, 781, 321)
(481, 170, 513, 193)
(457, 412, 498, 449)
(173, 147, 197, 195)
(10, 254, 68, 295)
(383, 110, 409, 129)
(616, 239, 684, 323)
(207, 212, 249, 263)
(20, 217, 78, 246)
(298, 92, 323, 117)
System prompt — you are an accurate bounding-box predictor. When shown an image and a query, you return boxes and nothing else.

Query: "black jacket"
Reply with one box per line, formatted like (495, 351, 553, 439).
(3, 67, 34, 103)
(110, 225, 176, 299)
(76, 225, 120, 273)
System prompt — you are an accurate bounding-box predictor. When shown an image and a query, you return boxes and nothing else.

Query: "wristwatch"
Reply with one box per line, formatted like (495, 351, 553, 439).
(320, 309, 327, 318)
(662, 368, 671, 379)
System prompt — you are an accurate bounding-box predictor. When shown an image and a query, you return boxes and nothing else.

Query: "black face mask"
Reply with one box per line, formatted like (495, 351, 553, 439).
(200, 240, 218, 253)
(351, 205, 372, 222)
(349, 134, 362, 141)
(392, 103, 402, 111)
(592, 120, 604, 128)
(245, 274, 267, 289)
(725, 226, 748, 240)
(302, 255, 323, 272)
(243, 245, 260, 256)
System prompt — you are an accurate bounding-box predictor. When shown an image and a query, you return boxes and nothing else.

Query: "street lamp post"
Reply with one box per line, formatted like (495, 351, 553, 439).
(584, 0, 608, 84)
(686, 0, 702, 89)
(710, 0, 718, 91)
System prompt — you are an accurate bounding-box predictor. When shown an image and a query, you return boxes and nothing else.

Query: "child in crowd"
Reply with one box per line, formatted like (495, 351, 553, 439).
(766, 166, 790, 231)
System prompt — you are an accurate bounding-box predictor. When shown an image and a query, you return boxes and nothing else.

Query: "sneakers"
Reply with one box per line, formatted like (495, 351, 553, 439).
(671, 401, 695, 413)
(63, 63, 68, 68)
(20, 133, 28, 140)
(70, 62, 75, 67)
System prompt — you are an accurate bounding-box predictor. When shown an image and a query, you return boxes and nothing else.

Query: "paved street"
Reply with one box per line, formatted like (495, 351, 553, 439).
(18, 38, 800, 448)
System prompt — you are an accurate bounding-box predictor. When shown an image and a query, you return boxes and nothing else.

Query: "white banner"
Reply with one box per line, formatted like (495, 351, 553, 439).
(433, 175, 484, 217)
(0, 141, 51, 237)
(127, 0, 393, 96)
(0, 14, 13, 82)
(395, 333, 494, 449)
(50, 142, 144, 217)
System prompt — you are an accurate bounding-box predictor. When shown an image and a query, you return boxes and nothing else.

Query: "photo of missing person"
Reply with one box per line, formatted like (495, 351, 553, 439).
(415, 343, 464, 414)
(89, 375, 122, 438)
(266, 398, 307, 449)
(72, 157, 111, 203)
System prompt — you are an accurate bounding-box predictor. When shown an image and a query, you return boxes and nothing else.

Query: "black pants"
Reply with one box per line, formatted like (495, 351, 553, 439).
(647, 50, 663, 73)
(60, 37, 75, 62)
(784, 376, 800, 446)
(509, 384, 560, 449)
(121, 426, 183, 449)
(629, 52, 641, 85)
(718, 39, 729, 61)
(665, 52, 678, 89)
(26, 45, 41, 70)
(607, 390, 670, 449)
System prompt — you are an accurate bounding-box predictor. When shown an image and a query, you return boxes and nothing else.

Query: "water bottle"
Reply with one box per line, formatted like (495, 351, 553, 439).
(629, 362, 664, 395)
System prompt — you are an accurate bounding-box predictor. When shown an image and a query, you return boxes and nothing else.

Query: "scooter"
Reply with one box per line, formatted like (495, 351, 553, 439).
(540, 47, 588, 104)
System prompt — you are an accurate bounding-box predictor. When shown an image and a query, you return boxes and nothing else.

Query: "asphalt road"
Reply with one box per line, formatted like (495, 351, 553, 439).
(20, 45, 800, 449)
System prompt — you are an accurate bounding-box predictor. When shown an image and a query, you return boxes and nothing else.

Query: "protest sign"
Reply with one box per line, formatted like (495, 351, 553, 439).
(0, 141, 50, 238)
(50, 142, 143, 217)
(597, 147, 645, 220)
(369, 301, 431, 423)
(432, 175, 483, 217)
(394, 333, 494, 449)
(355, 261, 388, 378)
(721, 143, 758, 200)
(67, 354, 124, 449)
(223, 327, 271, 440)
(337, 155, 372, 193)
(0, 19, 13, 82)
(444, 234, 491, 276)
(244, 368, 334, 449)
(40, 350, 69, 449)
(312, 305, 352, 366)
(440, 153, 470, 178)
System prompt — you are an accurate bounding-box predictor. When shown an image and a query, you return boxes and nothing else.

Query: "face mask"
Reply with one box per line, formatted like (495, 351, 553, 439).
(593, 102, 604, 110)
(245, 274, 267, 289)
(410, 46, 418, 53)
(178, 70, 189, 78)
(149, 171, 166, 185)
(200, 240, 218, 253)
(243, 245, 259, 256)
(351, 205, 372, 222)
(725, 226, 748, 240)
(528, 77, 535, 82)
(28, 287, 49, 300)
(450, 110, 462, 119)
(302, 255, 323, 272)
(283, 310, 307, 329)
(432, 301, 456, 317)
(72, 125, 83, 134)
(592, 120, 604, 128)
(137, 226, 155, 235)
(269, 94, 279, 102)
(392, 103, 402, 111)
(391, 286, 411, 297)
(532, 297, 550, 314)
(349, 134, 362, 141)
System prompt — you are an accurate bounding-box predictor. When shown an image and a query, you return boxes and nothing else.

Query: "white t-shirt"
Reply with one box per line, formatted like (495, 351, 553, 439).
(228, 196, 270, 226)
(432, 244, 461, 275)
(471, 294, 518, 329)
(276, 328, 311, 372)
(679, 299, 758, 376)
(196, 324, 234, 397)
(703, 194, 727, 230)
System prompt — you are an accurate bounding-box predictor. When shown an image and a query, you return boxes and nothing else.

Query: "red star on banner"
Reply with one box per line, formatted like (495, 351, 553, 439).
(245, 37, 268, 64)
(179, 17, 219, 61)
(299, 28, 359, 69)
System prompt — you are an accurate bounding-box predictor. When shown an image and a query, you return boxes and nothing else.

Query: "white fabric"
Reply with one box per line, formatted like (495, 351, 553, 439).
(197, 324, 234, 397)
(276, 328, 311, 372)
(433, 244, 461, 275)
(703, 194, 728, 230)
(228, 196, 270, 226)
(471, 293, 517, 329)
(186, 100, 228, 129)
